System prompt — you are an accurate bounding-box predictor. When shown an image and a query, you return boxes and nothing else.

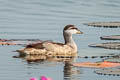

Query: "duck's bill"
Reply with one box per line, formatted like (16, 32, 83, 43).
(76, 30, 83, 34)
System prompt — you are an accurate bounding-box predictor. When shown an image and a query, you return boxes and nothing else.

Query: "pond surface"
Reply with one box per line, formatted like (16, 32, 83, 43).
(0, 0, 120, 80)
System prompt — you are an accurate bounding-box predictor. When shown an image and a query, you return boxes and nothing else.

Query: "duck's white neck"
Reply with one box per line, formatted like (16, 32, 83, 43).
(63, 32, 77, 52)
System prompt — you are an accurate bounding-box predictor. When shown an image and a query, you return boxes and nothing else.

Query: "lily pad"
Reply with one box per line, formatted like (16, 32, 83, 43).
(0, 39, 42, 42)
(72, 61, 120, 68)
(84, 22, 120, 28)
(100, 35, 120, 40)
(89, 42, 120, 50)
(95, 68, 120, 76)
(0, 39, 42, 45)
(0, 41, 40, 45)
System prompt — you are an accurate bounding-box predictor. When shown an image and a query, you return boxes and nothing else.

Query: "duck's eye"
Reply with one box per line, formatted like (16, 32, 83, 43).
(69, 27, 78, 30)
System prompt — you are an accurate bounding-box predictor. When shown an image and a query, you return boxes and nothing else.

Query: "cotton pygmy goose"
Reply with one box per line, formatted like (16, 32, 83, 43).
(17, 25, 83, 55)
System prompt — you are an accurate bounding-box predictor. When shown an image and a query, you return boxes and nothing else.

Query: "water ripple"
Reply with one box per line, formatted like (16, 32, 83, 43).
(0, 0, 120, 80)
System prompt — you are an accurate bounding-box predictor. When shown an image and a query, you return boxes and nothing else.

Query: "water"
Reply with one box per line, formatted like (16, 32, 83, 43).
(0, 0, 120, 80)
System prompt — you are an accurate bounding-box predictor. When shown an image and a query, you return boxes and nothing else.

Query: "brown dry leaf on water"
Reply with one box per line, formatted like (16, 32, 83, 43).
(72, 61, 120, 68)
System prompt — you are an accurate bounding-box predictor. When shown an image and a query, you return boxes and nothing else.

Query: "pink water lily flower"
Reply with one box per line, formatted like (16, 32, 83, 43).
(41, 76, 52, 80)
(30, 77, 38, 80)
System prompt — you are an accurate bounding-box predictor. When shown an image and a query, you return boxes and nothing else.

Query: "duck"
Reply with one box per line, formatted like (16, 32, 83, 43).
(17, 24, 83, 55)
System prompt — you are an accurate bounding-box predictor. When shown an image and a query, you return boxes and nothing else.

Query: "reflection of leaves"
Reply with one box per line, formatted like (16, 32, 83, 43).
(104, 57, 120, 63)
(95, 68, 120, 76)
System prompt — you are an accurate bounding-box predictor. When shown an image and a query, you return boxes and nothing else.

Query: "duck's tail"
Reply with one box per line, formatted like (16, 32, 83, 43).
(15, 49, 25, 53)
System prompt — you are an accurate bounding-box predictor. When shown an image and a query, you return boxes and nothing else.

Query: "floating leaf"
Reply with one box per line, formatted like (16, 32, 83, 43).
(0, 39, 42, 45)
(0, 42, 17, 45)
(95, 68, 120, 76)
(89, 42, 120, 50)
(84, 22, 120, 28)
(72, 61, 120, 68)
(100, 35, 120, 40)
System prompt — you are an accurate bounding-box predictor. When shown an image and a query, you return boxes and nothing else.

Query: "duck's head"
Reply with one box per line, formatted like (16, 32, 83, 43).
(63, 24, 83, 35)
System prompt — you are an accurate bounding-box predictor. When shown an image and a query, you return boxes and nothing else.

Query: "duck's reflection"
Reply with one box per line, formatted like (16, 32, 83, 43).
(14, 53, 77, 62)
(13, 53, 81, 80)
(64, 61, 73, 80)
(64, 61, 82, 80)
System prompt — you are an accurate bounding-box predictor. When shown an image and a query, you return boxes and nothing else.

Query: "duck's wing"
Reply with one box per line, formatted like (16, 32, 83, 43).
(26, 41, 53, 49)
(26, 42, 44, 49)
